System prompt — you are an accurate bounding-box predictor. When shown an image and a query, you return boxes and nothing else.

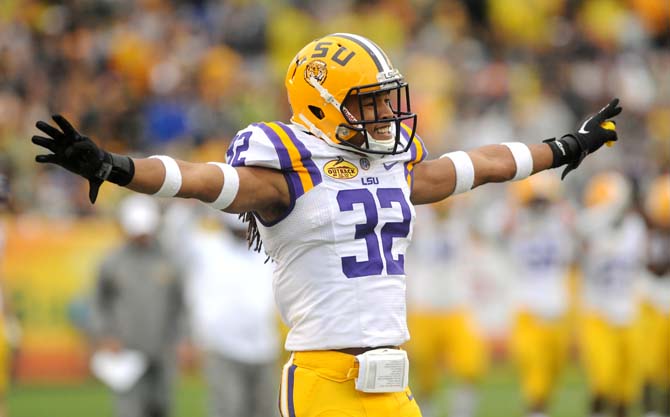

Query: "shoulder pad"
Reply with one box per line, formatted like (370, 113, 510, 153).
(226, 124, 282, 170)
(399, 123, 427, 190)
(400, 123, 428, 164)
(226, 121, 323, 197)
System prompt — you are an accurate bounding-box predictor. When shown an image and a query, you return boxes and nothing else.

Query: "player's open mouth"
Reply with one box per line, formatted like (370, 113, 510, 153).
(373, 125, 392, 137)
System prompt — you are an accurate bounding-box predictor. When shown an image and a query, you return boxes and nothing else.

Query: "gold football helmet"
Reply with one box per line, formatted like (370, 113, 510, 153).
(285, 33, 416, 155)
(580, 171, 632, 230)
(583, 171, 631, 210)
(644, 173, 670, 228)
(509, 171, 562, 207)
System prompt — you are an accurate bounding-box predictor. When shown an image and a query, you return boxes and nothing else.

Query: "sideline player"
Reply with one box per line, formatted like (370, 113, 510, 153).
(505, 172, 577, 417)
(577, 171, 646, 417)
(639, 174, 670, 417)
(31, 33, 622, 417)
(161, 202, 280, 417)
(405, 196, 501, 417)
(91, 194, 186, 417)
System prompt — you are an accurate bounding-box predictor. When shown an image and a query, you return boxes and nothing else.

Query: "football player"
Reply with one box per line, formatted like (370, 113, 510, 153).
(504, 172, 577, 417)
(577, 171, 647, 417)
(30, 33, 622, 417)
(405, 195, 503, 417)
(161, 203, 281, 417)
(639, 174, 670, 417)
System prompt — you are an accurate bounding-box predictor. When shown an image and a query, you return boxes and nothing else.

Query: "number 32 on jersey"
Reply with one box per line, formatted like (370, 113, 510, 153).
(337, 187, 411, 279)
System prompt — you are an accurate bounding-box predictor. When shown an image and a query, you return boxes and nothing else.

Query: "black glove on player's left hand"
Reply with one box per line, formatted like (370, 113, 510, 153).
(544, 98, 622, 179)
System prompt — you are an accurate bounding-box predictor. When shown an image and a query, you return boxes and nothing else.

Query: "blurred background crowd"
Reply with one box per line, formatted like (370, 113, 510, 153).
(0, 0, 668, 214)
(0, 0, 668, 417)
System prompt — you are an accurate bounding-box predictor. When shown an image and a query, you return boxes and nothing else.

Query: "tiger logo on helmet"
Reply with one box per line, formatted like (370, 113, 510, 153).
(285, 33, 417, 155)
(304, 60, 328, 85)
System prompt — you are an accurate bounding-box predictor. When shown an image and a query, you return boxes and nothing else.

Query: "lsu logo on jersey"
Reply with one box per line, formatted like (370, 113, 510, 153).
(324, 157, 358, 179)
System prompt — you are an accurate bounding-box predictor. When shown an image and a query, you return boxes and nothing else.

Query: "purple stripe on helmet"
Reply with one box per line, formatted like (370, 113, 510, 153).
(331, 33, 384, 72)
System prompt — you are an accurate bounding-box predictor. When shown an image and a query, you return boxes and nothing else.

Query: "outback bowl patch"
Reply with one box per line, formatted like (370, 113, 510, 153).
(324, 158, 358, 179)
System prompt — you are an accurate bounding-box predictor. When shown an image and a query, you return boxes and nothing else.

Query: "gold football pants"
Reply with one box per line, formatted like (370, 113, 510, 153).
(511, 311, 569, 405)
(579, 313, 643, 403)
(406, 309, 488, 394)
(279, 350, 422, 417)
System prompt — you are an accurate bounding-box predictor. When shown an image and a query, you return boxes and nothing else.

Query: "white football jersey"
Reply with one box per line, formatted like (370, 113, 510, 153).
(227, 122, 426, 351)
(406, 206, 472, 310)
(161, 202, 279, 363)
(581, 213, 647, 325)
(507, 205, 576, 319)
(407, 204, 515, 333)
(640, 229, 670, 313)
(185, 230, 278, 363)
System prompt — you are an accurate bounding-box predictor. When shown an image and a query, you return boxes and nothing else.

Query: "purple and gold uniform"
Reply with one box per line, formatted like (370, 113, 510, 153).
(640, 174, 670, 416)
(227, 120, 425, 417)
(505, 173, 576, 412)
(404, 199, 495, 411)
(578, 172, 647, 408)
(507, 205, 575, 408)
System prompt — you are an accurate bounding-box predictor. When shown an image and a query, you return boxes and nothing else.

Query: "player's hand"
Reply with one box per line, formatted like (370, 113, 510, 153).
(32, 115, 134, 203)
(574, 98, 621, 151)
(545, 98, 622, 179)
(32, 115, 107, 203)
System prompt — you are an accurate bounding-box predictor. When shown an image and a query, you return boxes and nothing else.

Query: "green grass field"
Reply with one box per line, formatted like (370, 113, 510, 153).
(7, 363, 642, 417)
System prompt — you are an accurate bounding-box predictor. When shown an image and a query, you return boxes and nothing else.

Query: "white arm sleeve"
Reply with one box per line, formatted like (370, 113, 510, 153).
(440, 151, 475, 195)
(206, 162, 240, 210)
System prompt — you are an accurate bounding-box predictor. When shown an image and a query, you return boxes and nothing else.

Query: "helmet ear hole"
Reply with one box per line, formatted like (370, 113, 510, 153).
(309, 105, 325, 120)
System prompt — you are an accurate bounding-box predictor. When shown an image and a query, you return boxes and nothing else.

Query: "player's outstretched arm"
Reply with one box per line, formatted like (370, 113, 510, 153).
(411, 98, 622, 205)
(128, 157, 288, 213)
(31, 114, 288, 213)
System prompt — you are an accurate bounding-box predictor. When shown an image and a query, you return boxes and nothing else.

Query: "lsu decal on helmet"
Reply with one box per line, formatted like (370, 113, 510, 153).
(644, 174, 670, 228)
(285, 33, 417, 155)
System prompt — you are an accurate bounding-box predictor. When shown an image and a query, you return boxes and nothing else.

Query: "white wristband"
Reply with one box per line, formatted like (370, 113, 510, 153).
(440, 151, 474, 195)
(207, 162, 240, 210)
(149, 155, 182, 197)
(502, 142, 533, 181)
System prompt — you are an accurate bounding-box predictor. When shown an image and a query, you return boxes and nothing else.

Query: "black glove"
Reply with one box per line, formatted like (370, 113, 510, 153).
(32, 114, 135, 203)
(544, 98, 622, 179)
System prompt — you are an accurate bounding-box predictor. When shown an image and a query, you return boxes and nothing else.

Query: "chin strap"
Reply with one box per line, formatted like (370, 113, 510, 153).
(296, 114, 329, 142)
(307, 76, 361, 141)
(307, 76, 341, 109)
